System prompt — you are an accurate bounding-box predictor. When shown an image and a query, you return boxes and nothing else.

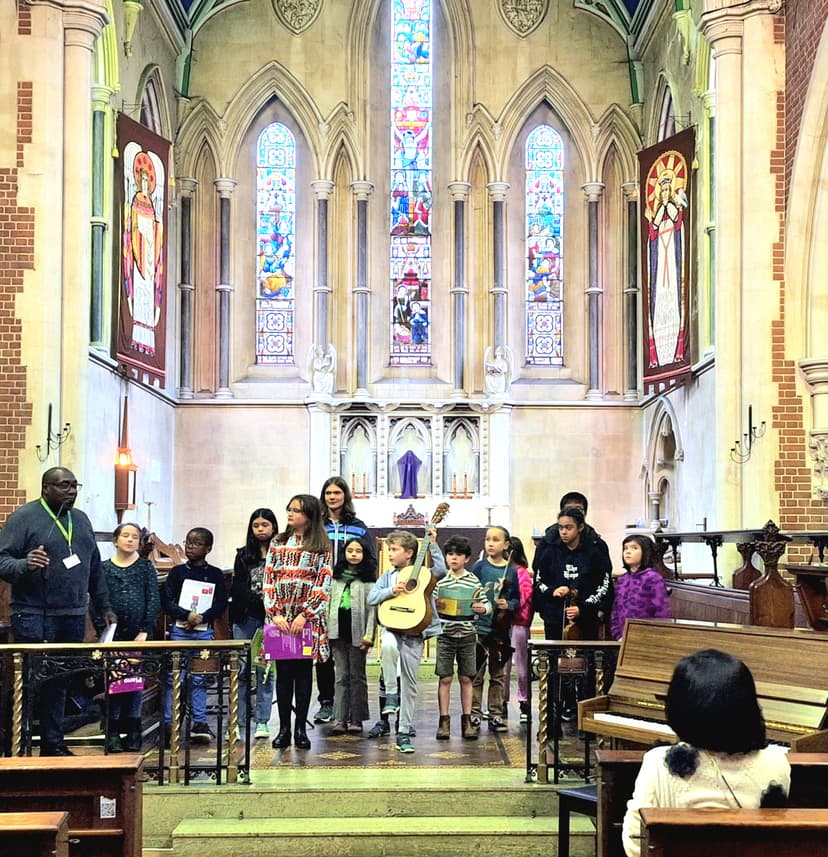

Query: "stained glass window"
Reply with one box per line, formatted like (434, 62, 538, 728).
(525, 126, 564, 365)
(389, 0, 432, 366)
(256, 122, 295, 365)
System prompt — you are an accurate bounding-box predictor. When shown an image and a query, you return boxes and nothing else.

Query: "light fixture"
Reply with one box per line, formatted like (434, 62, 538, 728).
(114, 396, 137, 521)
(35, 402, 71, 462)
(730, 405, 766, 464)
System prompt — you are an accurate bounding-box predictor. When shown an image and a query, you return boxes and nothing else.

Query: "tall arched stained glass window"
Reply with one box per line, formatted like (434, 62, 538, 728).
(256, 122, 296, 364)
(525, 126, 564, 366)
(389, 0, 432, 366)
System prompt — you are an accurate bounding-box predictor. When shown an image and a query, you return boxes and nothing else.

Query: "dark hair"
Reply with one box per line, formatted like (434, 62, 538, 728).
(42, 466, 73, 488)
(240, 508, 279, 565)
(112, 522, 142, 541)
(443, 535, 472, 558)
(665, 649, 766, 753)
(333, 536, 377, 582)
(508, 535, 529, 569)
(558, 507, 585, 527)
(621, 534, 655, 572)
(187, 526, 214, 548)
(281, 494, 330, 553)
(559, 491, 589, 515)
(320, 476, 357, 524)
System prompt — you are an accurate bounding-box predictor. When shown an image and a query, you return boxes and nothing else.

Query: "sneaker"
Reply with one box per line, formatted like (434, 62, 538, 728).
(395, 733, 415, 753)
(331, 721, 348, 735)
(519, 702, 529, 723)
(347, 721, 363, 734)
(191, 722, 212, 744)
(313, 702, 334, 724)
(224, 726, 241, 742)
(470, 716, 482, 728)
(254, 722, 270, 740)
(381, 693, 400, 715)
(488, 716, 508, 732)
(367, 720, 390, 738)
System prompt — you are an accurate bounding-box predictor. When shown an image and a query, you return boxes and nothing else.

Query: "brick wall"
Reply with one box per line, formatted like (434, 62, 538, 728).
(0, 62, 35, 521)
(776, 2, 828, 538)
(785, 0, 828, 195)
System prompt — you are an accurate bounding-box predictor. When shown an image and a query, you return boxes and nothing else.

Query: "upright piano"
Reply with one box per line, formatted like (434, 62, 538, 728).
(579, 619, 828, 751)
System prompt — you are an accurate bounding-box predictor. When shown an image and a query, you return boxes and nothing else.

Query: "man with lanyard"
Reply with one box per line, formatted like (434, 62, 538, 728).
(0, 467, 115, 755)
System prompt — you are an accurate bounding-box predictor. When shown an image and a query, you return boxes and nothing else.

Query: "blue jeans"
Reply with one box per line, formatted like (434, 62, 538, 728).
(233, 618, 274, 725)
(163, 625, 213, 724)
(12, 611, 86, 749)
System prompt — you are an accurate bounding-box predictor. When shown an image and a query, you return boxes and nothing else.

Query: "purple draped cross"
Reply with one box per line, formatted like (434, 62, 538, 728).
(397, 449, 422, 499)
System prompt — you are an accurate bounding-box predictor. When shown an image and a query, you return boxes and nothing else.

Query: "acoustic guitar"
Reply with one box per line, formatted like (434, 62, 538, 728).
(377, 503, 450, 635)
(562, 587, 583, 641)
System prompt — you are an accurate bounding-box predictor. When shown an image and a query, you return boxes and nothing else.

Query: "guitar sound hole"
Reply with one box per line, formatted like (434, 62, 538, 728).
(404, 579, 417, 592)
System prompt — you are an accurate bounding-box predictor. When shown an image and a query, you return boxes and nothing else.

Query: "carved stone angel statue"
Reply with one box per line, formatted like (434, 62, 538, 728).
(484, 344, 513, 396)
(308, 343, 336, 396)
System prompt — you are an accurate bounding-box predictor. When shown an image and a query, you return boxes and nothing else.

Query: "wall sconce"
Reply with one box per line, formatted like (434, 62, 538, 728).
(114, 397, 137, 521)
(730, 405, 766, 464)
(36, 402, 71, 462)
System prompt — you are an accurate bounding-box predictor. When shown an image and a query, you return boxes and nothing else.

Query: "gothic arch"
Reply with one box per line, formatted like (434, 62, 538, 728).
(321, 103, 361, 179)
(92, 0, 120, 93)
(493, 65, 599, 180)
(174, 98, 226, 179)
(346, 0, 474, 164)
(644, 398, 685, 525)
(457, 126, 497, 185)
(135, 65, 174, 141)
(786, 19, 828, 355)
(593, 103, 641, 183)
(645, 72, 680, 146)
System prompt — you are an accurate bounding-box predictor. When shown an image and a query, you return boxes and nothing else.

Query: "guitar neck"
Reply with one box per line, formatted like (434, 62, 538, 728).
(400, 534, 431, 581)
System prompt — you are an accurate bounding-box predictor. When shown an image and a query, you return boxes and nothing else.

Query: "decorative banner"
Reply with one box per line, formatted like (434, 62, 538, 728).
(498, 0, 550, 38)
(638, 127, 695, 392)
(115, 113, 170, 384)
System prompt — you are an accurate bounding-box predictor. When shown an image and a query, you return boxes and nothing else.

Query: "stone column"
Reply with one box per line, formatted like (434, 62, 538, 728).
(701, 1, 782, 525)
(60, 3, 108, 475)
(351, 181, 374, 395)
(177, 178, 197, 399)
(214, 178, 237, 398)
(582, 182, 606, 400)
(622, 181, 639, 401)
(90, 84, 113, 345)
(448, 181, 471, 395)
(311, 180, 335, 348)
(487, 182, 510, 349)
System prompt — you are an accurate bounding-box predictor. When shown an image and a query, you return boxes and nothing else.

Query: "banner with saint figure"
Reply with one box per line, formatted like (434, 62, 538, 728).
(638, 127, 694, 392)
(114, 113, 170, 383)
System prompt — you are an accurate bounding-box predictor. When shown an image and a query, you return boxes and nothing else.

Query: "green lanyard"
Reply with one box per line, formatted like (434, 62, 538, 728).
(40, 498, 73, 549)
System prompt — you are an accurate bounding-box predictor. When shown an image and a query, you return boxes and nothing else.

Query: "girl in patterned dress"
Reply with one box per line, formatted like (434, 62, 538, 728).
(610, 534, 671, 641)
(263, 494, 332, 750)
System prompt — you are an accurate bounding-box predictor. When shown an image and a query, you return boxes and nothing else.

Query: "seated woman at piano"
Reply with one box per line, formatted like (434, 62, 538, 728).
(532, 507, 613, 640)
(622, 649, 791, 857)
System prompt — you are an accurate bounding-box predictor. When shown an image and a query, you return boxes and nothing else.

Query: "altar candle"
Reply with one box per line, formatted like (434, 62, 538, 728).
(463, 473, 468, 496)
(452, 474, 457, 495)
(351, 473, 355, 492)
(362, 473, 367, 495)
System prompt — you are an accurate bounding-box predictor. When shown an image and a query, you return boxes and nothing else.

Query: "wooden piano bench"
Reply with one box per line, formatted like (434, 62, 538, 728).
(557, 783, 597, 857)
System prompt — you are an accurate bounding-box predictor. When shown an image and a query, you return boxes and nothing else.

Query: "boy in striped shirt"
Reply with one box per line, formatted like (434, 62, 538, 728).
(433, 536, 491, 740)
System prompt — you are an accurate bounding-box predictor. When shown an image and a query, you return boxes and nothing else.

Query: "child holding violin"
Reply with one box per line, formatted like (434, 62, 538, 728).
(532, 507, 613, 641)
(469, 526, 520, 733)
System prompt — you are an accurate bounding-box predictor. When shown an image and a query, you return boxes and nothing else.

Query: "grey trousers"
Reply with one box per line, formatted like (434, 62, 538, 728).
(379, 627, 423, 735)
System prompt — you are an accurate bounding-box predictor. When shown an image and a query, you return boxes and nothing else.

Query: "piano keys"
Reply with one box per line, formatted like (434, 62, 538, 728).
(579, 619, 828, 751)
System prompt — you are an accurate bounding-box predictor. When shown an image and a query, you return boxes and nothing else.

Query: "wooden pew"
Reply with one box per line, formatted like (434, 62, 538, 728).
(597, 750, 828, 857)
(640, 807, 828, 857)
(0, 755, 143, 857)
(0, 811, 69, 857)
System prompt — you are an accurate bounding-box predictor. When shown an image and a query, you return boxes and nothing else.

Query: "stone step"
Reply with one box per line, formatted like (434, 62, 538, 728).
(170, 814, 596, 857)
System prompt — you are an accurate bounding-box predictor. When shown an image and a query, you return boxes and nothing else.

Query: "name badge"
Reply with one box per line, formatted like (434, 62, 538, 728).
(63, 553, 81, 569)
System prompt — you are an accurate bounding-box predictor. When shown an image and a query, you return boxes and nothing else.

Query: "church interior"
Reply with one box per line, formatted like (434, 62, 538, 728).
(2, 0, 828, 854)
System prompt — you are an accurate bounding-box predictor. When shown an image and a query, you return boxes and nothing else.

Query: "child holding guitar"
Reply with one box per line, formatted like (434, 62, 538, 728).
(470, 526, 520, 733)
(368, 524, 446, 753)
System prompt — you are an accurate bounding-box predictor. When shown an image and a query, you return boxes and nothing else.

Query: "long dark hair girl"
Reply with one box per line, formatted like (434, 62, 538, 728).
(319, 475, 358, 524)
(240, 508, 279, 565)
(333, 536, 378, 583)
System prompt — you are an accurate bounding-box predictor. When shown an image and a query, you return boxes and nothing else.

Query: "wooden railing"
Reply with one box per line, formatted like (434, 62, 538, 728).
(0, 639, 249, 785)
